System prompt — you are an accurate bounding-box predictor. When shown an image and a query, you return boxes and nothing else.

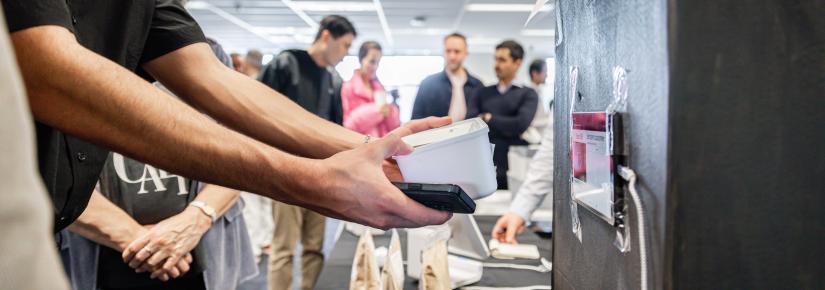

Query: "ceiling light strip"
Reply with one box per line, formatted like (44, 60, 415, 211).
(281, 0, 320, 29)
(466, 4, 553, 12)
(373, 0, 394, 47)
(452, 0, 472, 31)
(293, 1, 376, 12)
(187, 1, 280, 45)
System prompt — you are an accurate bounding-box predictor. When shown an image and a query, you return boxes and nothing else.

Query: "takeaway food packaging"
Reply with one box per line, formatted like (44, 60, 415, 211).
(394, 118, 498, 199)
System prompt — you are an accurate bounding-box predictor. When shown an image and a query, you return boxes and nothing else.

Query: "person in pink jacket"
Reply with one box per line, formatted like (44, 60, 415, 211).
(342, 41, 400, 137)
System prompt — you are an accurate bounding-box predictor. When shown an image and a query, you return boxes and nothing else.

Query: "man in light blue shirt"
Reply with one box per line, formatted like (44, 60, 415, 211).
(492, 121, 553, 244)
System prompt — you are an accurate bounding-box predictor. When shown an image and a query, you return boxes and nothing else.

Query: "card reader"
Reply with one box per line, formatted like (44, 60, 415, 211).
(392, 182, 476, 214)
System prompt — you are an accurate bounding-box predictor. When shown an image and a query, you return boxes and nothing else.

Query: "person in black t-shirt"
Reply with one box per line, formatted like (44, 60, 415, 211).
(1, 0, 452, 287)
(258, 15, 353, 290)
(466, 40, 539, 189)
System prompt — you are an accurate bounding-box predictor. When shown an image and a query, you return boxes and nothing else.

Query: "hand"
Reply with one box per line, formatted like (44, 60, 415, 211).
(492, 213, 526, 244)
(122, 207, 212, 281)
(479, 113, 492, 122)
(310, 131, 452, 230)
(388, 116, 451, 139)
(116, 224, 194, 281)
(381, 116, 452, 182)
(143, 253, 194, 282)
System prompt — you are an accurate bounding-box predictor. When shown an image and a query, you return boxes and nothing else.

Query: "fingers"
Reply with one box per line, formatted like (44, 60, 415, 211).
(123, 234, 152, 267)
(129, 235, 172, 269)
(151, 264, 179, 281)
(177, 254, 192, 275)
(505, 220, 522, 244)
(371, 133, 412, 158)
(383, 185, 452, 228)
(161, 249, 185, 273)
(492, 217, 509, 242)
(379, 212, 451, 230)
(144, 245, 178, 271)
(149, 253, 191, 281)
(395, 116, 452, 137)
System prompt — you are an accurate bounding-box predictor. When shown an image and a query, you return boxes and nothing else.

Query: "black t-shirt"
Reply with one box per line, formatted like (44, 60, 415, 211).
(293, 50, 326, 112)
(258, 49, 344, 124)
(1, 0, 207, 231)
(96, 152, 203, 288)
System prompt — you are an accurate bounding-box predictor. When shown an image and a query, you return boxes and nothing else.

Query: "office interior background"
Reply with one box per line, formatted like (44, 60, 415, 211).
(186, 0, 557, 123)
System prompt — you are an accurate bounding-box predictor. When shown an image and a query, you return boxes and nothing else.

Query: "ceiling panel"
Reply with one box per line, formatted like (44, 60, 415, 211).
(188, 0, 555, 56)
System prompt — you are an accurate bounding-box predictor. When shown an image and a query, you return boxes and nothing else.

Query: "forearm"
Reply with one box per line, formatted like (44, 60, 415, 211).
(510, 125, 554, 220)
(195, 184, 241, 217)
(489, 113, 534, 137)
(68, 191, 143, 251)
(12, 26, 315, 208)
(145, 43, 364, 159)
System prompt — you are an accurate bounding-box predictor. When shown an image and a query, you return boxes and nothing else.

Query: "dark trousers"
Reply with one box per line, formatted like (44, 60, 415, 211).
(493, 142, 510, 190)
(100, 273, 206, 290)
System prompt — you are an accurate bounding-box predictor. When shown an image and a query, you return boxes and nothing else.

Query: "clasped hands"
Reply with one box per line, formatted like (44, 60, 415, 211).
(118, 206, 213, 282)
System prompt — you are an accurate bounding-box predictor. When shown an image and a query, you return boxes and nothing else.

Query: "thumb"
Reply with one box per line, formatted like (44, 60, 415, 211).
(372, 133, 412, 159)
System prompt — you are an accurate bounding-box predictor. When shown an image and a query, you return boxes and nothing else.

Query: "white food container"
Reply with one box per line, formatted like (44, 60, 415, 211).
(394, 118, 497, 199)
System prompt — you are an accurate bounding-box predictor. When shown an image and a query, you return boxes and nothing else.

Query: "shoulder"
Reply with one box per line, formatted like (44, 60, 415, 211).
(416, 74, 443, 98)
(469, 85, 493, 97)
(275, 50, 301, 62)
(518, 86, 539, 97)
(512, 86, 539, 100)
(420, 72, 445, 86)
(266, 50, 303, 72)
(466, 73, 484, 87)
(481, 85, 496, 92)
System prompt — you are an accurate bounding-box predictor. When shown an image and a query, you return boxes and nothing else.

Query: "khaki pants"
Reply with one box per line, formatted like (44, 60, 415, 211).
(269, 201, 326, 290)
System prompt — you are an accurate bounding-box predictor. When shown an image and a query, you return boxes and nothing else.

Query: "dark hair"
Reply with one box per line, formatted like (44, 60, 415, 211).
(444, 32, 467, 44)
(495, 40, 524, 61)
(529, 59, 546, 74)
(358, 41, 382, 62)
(314, 15, 357, 42)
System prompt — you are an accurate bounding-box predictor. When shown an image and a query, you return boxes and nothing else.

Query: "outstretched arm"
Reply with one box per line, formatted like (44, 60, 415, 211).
(143, 43, 363, 159)
(12, 25, 451, 230)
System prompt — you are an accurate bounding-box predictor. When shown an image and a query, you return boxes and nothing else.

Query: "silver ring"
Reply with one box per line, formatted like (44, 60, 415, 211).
(142, 246, 155, 254)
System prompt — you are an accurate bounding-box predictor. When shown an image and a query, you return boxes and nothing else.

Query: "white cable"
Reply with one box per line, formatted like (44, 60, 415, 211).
(617, 165, 647, 290)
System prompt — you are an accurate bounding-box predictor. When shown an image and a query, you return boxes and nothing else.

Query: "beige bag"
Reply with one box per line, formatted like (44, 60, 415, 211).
(420, 239, 452, 290)
(381, 230, 405, 290)
(350, 231, 381, 290)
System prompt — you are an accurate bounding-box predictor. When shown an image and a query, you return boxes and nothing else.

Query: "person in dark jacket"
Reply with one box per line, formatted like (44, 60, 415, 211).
(411, 33, 483, 121)
(257, 15, 354, 290)
(467, 40, 538, 189)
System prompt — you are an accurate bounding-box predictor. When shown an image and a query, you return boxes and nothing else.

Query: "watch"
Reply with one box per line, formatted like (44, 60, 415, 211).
(189, 201, 217, 222)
